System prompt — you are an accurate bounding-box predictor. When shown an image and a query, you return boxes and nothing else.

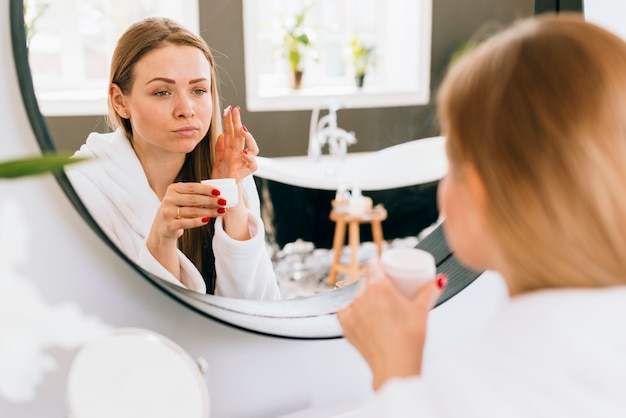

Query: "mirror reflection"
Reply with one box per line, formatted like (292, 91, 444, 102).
(22, 1, 534, 305)
(25, 1, 445, 301)
(64, 17, 280, 299)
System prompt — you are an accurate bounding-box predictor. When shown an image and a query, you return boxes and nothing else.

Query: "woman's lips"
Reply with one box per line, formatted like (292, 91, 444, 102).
(175, 127, 199, 137)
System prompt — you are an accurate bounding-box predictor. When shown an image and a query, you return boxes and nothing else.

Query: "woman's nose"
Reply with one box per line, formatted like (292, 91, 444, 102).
(175, 96, 195, 118)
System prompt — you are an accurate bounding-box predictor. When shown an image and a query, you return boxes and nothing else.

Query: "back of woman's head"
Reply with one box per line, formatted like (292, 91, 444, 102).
(438, 13, 626, 291)
(108, 17, 221, 143)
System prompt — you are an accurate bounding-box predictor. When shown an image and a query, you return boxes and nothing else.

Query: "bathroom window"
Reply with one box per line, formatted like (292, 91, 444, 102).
(242, 0, 432, 111)
(25, 0, 199, 116)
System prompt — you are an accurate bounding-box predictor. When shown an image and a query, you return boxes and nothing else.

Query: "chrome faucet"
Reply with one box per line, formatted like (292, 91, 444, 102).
(308, 103, 356, 160)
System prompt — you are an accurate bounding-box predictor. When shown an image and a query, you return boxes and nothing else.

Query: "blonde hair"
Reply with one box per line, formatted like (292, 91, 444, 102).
(437, 13, 626, 292)
(109, 17, 222, 292)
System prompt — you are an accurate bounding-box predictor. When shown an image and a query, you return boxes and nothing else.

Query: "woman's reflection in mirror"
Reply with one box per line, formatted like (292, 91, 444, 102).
(338, 13, 626, 416)
(66, 18, 280, 300)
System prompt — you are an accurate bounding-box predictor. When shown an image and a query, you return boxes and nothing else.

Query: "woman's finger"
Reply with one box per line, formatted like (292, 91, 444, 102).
(242, 129, 259, 155)
(366, 259, 386, 284)
(222, 105, 234, 137)
(230, 106, 245, 150)
(171, 212, 211, 227)
(172, 203, 222, 220)
(356, 259, 383, 295)
(241, 151, 258, 173)
(168, 183, 217, 207)
(411, 273, 448, 311)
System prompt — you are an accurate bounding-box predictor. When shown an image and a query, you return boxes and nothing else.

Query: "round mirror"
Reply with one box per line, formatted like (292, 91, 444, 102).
(9, 0, 482, 338)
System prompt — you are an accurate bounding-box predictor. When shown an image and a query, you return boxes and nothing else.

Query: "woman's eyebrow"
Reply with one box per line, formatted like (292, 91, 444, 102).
(145, 77, 209, 86)
(145, 77, 175, 85)
(189, 78, 209, 84)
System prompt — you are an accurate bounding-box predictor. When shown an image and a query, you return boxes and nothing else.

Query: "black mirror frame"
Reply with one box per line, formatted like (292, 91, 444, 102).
(9, 0, 482, 339)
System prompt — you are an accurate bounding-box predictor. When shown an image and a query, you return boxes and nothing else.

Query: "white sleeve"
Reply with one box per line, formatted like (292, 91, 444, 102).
(69, 164, 206, 293)
(355, 377, 442, 418)
(136, 242, 207, 293)
(212, 175, 281, 300)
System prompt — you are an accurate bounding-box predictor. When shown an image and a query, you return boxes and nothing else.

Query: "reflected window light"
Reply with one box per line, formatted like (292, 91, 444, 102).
(242, 0, 432, 111)
(25, 0, 199, 116)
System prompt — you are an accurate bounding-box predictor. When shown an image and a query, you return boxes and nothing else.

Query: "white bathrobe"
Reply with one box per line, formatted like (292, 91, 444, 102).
(358, 286, 626, 417)
(65, 129, 280, 300)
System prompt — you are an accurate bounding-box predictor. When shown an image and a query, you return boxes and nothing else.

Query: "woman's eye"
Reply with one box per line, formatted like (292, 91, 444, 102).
(192, 88, 207, 95)
(154, 90, 170, 97)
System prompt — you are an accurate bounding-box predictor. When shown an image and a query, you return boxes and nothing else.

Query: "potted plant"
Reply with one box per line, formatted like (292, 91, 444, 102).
(23, 0, 49, 50)
(350, 35, 375, 88)
(280, 6, 315, 89)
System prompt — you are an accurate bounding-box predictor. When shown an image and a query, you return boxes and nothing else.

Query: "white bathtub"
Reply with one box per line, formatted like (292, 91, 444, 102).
(255, 136, 447, 191)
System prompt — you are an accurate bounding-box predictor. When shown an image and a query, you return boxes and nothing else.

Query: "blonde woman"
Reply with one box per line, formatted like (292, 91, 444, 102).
(338, 13, 626, 416)
(67, 18, 280, 300)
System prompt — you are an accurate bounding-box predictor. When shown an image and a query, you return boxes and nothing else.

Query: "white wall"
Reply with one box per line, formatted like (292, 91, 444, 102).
(584, 0, 626, 41)
(0, 1, 507, 417)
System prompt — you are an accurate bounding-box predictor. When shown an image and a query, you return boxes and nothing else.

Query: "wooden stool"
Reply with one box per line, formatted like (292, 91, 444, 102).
(328, 204, 388, 287)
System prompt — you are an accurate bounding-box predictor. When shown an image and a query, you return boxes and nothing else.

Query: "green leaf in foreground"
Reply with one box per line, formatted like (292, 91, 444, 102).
(0, 154, 88, 179)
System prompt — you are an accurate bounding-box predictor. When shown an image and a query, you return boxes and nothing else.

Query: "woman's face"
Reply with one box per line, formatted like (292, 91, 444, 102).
(115, 44, 213, 160)
(438, 144, 493, 272)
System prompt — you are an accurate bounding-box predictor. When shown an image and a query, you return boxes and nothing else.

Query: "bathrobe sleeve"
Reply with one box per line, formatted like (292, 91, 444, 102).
(136, 245, 207, 292)
(212, 175, 281, 300)
(356, 377, 440, 418)
(66, 132, 208, 293)
(354, 289, 626, 418)
(65, 164, 130, 253)
(67, 157, 207, 293)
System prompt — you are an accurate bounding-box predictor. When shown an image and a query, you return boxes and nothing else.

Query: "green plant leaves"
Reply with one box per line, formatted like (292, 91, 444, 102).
(0, 153, 88, 179)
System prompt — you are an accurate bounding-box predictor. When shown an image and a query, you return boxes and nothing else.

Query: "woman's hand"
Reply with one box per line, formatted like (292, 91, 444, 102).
(146, 181, 227, 279)
(211, 105, 259, 240)
(337, 260, 447, 391)
(212, 105, 258, 181)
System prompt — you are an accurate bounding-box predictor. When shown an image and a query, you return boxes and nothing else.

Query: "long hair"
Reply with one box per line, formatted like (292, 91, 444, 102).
(437, 13, 626, 292)
(108, 17, 222, 293)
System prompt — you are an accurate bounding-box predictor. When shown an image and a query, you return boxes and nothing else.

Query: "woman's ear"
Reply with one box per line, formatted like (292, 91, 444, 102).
(460, 163, 511, 279)
(109, 84, 128, 118)
(462, 163, 488, 217)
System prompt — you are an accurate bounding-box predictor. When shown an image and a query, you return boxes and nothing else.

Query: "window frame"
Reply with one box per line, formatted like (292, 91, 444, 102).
(27, 0, 199, 117)
(242, 0, 433, 111)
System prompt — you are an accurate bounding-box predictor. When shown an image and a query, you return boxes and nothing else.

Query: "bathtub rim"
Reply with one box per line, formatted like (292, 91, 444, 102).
(255, 136, 448, 191)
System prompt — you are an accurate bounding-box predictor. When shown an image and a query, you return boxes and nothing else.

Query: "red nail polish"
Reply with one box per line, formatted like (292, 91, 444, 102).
(242, 125, 248, 132)
(217, 207, 226, 214)
(436, 273, 448, 289)
(235, 106, 240, 111)
(202, 217, 210, 223)
(211, 189, 221, 196)
(242, 149, 249, 155)
(218, 198, 227, 206)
